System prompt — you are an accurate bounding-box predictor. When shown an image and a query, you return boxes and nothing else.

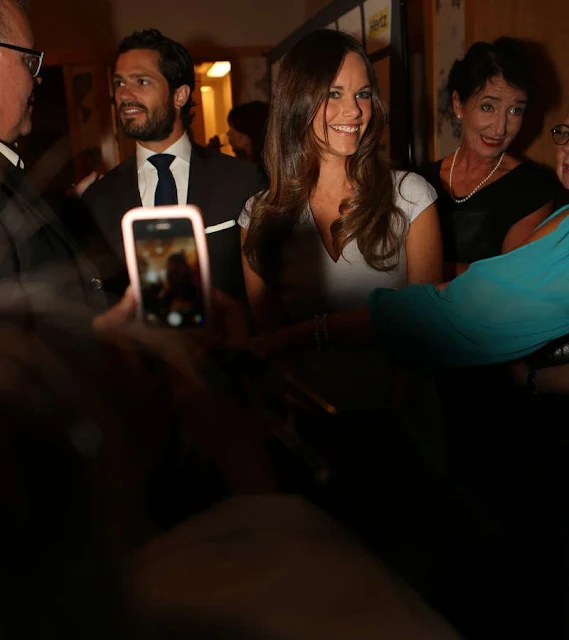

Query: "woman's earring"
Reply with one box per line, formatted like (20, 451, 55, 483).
(451, 112, 463, 139)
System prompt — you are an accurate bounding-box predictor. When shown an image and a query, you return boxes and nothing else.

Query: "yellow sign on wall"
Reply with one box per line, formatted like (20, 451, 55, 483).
(364, 0, 391, 54)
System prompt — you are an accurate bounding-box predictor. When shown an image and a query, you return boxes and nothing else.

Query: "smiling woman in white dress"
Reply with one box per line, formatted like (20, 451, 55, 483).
(239, 29, 442, 413)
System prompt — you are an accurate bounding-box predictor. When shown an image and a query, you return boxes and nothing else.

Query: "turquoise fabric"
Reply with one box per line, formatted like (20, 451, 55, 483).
(369, 204, 569, 369)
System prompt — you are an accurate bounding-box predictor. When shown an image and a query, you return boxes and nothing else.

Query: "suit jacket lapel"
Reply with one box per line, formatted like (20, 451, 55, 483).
(96, 155, 141, 236)
(187, 144, 216, 224)
(121, 155, 142, 212)
(93, 156, 140, 257)
(0, 155, 80, 254)
(0, 155, 103, 289)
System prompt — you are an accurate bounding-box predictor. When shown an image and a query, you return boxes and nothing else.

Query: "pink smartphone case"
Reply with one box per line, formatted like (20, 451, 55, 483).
(121, 205, 213, 324)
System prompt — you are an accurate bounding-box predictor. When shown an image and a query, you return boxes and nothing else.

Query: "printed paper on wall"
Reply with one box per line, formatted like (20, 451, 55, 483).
(364, 0, 391, 54)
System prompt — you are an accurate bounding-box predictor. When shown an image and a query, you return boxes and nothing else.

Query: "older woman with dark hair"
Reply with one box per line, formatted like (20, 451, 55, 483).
(422, 37, 558, 279)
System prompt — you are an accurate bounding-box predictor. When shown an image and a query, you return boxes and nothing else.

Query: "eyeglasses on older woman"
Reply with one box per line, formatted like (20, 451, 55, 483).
(551, 124, 569, 146)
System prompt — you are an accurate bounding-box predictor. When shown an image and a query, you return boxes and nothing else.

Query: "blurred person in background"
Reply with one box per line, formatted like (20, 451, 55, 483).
(227, 100, 269, 169)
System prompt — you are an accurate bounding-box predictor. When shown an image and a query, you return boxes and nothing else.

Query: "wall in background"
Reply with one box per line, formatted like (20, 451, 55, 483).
(27, 0, 297, 177)
(305, 0, 330, 17)
(112, 0, 306, 47)
(29, 0, 306, 54)
(433, 0, 464, 160)
(29, 0, 118, 56)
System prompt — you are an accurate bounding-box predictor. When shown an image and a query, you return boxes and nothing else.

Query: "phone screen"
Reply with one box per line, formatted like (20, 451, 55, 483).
(131, 217, 205, 328)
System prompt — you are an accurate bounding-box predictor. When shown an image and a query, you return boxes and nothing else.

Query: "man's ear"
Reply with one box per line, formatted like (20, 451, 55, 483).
(174, 84, 191, 109)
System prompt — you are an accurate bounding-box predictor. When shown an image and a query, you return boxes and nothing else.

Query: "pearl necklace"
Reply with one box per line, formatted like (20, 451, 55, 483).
(448, 148, 505, 203)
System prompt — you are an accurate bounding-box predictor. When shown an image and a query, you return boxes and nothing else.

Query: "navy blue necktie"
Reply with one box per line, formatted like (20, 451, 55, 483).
(148, 154, 178, 206)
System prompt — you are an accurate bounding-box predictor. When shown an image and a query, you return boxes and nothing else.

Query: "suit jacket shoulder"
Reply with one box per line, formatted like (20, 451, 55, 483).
(82, 155, 139, 211)
(191, 143, 263, 176)
(0, 154, 108, 315)
(186, 145, 266, 303)
(80, 145, 267, 303)
(188, 143, 267, 226)
(80, 155, 140, 258)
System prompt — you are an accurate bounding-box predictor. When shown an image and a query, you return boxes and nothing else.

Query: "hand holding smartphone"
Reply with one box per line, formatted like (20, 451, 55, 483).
(121, 205, 212, 329)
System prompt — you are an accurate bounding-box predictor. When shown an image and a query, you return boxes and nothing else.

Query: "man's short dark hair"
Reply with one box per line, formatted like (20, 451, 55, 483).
(116, 28, 196, 129)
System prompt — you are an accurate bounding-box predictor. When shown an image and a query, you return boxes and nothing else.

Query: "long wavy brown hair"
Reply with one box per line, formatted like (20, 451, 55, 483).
(243, 29, 406, 287)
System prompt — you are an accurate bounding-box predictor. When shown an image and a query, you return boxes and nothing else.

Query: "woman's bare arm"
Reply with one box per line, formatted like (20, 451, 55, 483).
(502, 201, 554, 253)
(517, 207, 569, 248)
(511, 359, 569, 395)
(405, 203, 443, 285)
(253, 307, 372, 358)
(240, 228, 288, 334)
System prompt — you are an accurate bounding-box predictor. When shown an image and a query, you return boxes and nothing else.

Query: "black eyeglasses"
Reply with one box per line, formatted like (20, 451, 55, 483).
(551, 124, 569, 146)
(0, 41, 43, 78)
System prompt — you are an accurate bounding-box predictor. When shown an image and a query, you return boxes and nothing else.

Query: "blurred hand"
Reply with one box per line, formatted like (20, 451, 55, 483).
(93, 287, 251, 368)
(92, 286, 137, 334)
(93, 288, 204, 388)
(67, 170, 104, 198)
(210, 289, 251, 348)
(93, 288, 276, 493)
(206, 134, 221, 151)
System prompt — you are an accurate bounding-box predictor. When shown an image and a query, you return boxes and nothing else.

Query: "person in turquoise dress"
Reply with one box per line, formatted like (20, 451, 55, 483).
(368, 203, 569, 369)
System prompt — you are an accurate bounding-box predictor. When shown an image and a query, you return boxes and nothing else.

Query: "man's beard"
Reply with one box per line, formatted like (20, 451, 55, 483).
(119, 98, 177, 142)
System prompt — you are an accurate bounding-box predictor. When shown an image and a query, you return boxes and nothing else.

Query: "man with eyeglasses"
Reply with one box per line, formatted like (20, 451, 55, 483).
(0, 0, 41, 150)
(0, 0, 108, 320)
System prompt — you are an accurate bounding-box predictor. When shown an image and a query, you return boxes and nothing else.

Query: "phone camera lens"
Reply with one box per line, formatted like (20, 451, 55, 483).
(166, 311, 183, 327)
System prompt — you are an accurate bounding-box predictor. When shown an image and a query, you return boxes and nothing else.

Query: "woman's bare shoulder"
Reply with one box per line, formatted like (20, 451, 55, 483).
(521, 207, 569, 247)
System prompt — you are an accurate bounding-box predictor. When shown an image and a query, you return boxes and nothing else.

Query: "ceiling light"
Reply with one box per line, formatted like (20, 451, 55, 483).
(206, 61, 231, 78)
(200, 85, 213, 92)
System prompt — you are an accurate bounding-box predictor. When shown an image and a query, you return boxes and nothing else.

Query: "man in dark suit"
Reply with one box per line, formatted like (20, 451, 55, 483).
(0, 0, 108, 322)
(82, 29, 267, 306)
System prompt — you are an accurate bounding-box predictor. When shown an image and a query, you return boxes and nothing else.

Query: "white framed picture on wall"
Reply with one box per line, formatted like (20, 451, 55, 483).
(338, 6, 363, 43)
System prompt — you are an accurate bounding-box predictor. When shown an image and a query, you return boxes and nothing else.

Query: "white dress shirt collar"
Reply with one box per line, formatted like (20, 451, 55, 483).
(0, 141, 23, 168)
(135, 133, 193, 208)
(135, 133, 192, 172)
